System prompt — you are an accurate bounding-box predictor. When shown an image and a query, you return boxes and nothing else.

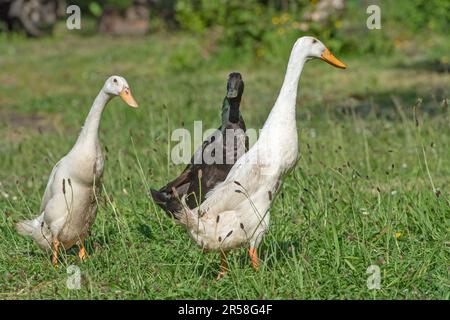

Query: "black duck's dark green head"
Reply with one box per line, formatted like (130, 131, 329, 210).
(226, 72, 244, 99)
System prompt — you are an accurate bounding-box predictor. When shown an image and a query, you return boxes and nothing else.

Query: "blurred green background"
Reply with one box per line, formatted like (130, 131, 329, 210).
(1, 0, 450, 58)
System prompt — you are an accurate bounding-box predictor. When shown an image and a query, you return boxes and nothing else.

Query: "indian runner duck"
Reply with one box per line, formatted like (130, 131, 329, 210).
(16, 75, 138, 265)
(174, 37, 346, 280)
(150, 72, 248, 215)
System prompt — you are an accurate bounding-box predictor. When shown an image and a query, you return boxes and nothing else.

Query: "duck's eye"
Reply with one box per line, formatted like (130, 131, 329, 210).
(113, 78, 118, 84)
(312, 39, 317, 44)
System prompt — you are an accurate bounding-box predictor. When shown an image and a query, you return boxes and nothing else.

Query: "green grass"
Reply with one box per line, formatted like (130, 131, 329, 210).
(0, 30, 449, 299)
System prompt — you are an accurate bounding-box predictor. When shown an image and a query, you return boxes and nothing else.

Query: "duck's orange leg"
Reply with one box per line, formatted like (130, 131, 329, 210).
(249, 247, 259, 271)
(52, 239, 59, 266)
(216, 251, 228, 281)
(78, 241, 87, 261)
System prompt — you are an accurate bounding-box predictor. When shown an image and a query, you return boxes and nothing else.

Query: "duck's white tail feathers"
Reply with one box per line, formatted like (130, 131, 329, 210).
(174, 195, 201, 230)
(16, 213, 52, 250)
(174, 181, 241, 231)
(16, 218, 40, 236)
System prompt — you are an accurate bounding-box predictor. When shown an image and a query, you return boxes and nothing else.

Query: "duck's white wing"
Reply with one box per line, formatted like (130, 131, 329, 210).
(197, 148, 266, 216)
(39, 158, 63, 213)
(176, 143, 283, 251)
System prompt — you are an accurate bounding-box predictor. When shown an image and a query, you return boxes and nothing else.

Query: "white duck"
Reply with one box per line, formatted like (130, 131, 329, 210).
(16, 76, 138, 265)
(174, 36, 346, 279)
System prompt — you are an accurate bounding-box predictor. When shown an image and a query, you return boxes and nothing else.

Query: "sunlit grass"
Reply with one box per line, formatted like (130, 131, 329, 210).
(0, 31, 448, 299)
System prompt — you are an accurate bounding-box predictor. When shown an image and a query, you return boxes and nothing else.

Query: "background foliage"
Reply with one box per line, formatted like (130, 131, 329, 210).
(68, 0, 450, 57)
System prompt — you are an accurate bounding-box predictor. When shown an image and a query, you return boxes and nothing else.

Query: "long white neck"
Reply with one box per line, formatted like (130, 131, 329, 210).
(259, 43, 307, 142)
(76, 90, 111, 145)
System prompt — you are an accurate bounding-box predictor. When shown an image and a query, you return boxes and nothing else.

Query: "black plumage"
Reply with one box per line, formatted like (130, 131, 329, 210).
(150, 72, 248, 217)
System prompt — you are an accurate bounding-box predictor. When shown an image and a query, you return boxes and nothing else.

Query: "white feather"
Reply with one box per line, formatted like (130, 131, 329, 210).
(176, 37, 338, 253)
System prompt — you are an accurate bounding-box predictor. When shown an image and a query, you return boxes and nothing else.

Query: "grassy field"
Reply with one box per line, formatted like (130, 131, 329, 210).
(0, 30, 449, 299)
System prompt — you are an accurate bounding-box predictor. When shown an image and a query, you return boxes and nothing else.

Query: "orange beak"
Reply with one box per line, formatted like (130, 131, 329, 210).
(320, 48, 347, 69)
(119, 87, 139, 108)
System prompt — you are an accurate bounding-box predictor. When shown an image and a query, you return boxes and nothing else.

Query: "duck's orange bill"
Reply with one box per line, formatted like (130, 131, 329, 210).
(321, 48, 347, 69)
(120, 88, 139, 108)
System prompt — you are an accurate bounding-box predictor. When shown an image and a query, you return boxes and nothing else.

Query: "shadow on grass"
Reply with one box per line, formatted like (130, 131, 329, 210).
(395, 58, 449, 74)
(318, 88, 449, 121)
